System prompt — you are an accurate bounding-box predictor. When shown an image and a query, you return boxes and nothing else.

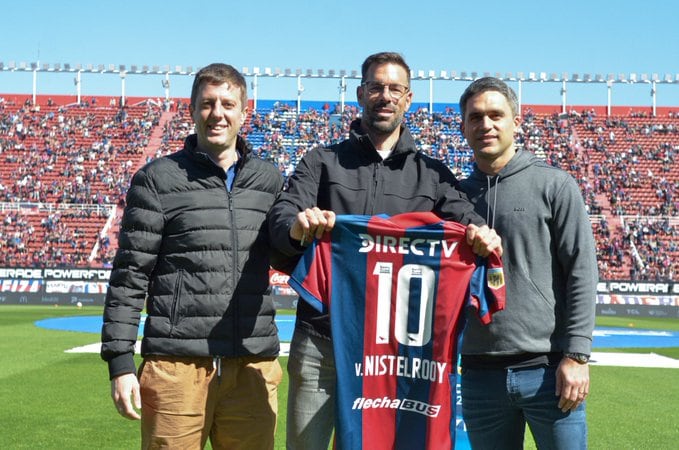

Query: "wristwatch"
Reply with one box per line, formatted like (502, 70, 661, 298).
(564, 352, 590, 364)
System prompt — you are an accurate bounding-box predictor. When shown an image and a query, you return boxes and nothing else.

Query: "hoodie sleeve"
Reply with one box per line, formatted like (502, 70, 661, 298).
(435, 170, 486, 227)
(552, 176, 598, 355)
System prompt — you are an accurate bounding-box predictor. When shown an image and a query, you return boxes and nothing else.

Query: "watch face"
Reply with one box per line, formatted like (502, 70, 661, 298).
(566, 353, 589, 364)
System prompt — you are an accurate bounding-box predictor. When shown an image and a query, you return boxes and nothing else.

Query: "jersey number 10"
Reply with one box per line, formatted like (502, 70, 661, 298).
(373, 261, 436, 347)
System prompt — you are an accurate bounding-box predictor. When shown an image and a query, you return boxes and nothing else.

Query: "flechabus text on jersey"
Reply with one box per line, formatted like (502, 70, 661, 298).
(352, 396, 441, 418)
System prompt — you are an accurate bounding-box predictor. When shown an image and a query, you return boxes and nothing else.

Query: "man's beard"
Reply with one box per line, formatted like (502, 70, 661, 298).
(364, 103, 402, 135)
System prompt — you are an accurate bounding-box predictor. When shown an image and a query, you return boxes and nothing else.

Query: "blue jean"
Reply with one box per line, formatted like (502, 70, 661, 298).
(461, 365, 587, 450)
(286, 326, 336, 450)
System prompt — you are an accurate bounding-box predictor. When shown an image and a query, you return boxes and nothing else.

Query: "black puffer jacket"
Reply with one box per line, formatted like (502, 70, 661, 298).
(101, 134, 284, 379)
(268, 120, 484, 338)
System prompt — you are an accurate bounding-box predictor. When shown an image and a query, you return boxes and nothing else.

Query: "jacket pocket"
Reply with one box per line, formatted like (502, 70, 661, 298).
(169, 269, 185, 335)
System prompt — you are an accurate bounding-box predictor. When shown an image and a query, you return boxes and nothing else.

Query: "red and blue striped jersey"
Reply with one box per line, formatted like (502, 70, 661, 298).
(289, 212, 505, 450)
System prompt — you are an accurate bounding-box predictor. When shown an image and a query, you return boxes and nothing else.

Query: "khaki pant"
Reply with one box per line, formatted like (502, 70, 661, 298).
(139, 355, 282, 450)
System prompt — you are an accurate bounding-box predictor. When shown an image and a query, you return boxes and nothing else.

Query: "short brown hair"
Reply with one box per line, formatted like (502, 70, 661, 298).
(459, 77, 519, 119)
(361, 52, 411, 86)
(190, 63, 247, 109)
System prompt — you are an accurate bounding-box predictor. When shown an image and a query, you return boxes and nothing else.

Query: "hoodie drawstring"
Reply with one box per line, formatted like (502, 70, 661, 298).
(213, 356, 222, 384)
(486, 176, 499, 229)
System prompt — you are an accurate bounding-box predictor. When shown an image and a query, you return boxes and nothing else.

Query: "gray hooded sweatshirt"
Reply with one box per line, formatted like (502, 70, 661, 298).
(459, 149, 598, 358)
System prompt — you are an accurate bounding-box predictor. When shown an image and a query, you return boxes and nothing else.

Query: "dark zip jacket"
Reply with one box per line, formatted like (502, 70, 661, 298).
(101, 134, 284, 379)
(459, 149, 597, 357)
(268, 119, 484, 338)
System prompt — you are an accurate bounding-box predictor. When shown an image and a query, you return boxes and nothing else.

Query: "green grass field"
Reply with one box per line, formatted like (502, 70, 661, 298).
(1, 305, 678, 449)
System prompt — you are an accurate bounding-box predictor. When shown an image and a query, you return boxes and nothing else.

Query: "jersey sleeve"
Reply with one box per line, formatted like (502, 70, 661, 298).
(287, 235, 332, 314)
(467, 254, 506, 324)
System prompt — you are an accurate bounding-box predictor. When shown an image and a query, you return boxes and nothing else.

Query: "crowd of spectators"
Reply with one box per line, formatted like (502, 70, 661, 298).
(623, 217, 677, 281)
(0, 99, 161, 205)
(0, 98, 161, 267)
(514, 108, 678, 281)
(595, 215, 679, 281)
(0, 97, 677, 282)
(246, 102, 358, 179)
(0, 206, 112, 267)
(245, 103, 475, 179)
(569, 111, 677, 217)
(518, 109, 604, 215)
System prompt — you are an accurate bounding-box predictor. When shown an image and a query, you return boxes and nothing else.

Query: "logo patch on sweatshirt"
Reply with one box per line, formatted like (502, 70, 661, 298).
(513, 207, 526, 212)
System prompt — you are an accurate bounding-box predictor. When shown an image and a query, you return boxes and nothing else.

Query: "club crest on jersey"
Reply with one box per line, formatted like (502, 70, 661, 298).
(487, 268, 505, 289)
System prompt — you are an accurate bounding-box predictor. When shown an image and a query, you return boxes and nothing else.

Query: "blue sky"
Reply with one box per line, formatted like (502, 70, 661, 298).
(2, 0, 679, 107)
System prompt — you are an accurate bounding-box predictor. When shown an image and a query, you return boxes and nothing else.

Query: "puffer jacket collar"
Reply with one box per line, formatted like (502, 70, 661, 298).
(182, 134, 253, 173)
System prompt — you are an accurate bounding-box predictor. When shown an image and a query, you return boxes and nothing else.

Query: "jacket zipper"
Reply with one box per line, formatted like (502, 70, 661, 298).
(169, 269, 184, 335)
(227, 187, 239, 357)
(370, 161, 380, 215)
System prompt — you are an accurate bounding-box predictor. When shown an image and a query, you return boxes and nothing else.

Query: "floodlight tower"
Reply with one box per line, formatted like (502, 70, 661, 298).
(428, 70, 435, 116)
(516, 72, 524, 114)
(163, 72, 171, 100)
(607, 78, 613, 117)
(120, 69, 126, 107)
(297, 74, 304, 116)
(32, 62, 38, 105)
(339, 73, 347, 113)
(74, 66, 82, 104)
(651, 76, 657, 117)
(251, 68, 259, 112)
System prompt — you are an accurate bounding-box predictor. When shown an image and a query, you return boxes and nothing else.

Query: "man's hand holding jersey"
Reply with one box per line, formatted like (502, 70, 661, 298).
(466, 223, 503, 257)
(290, 207, 502, 258)
(290, 207, 337, 246)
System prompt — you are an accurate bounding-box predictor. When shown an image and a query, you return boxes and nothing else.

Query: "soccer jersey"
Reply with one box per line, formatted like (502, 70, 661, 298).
(289, 212, 505, 450)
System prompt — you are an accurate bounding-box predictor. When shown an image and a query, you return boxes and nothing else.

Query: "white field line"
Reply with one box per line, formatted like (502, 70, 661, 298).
(590, 351, 679, 368)
(66, 344, 676, 368)
(66, 341, 292, 357)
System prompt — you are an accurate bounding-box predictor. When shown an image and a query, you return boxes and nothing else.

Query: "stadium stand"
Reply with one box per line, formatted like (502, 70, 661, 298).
(0, 94, 676, 281)
(514, 108, 678, 280)
(0, 97, 161, 266)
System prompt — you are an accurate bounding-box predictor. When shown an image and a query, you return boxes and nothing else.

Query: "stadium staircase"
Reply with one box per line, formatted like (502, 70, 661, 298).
(136, 110, 176, 170)
(102, 109, 179, 254)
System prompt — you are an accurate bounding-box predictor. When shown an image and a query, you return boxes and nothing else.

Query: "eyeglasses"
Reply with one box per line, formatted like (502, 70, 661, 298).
(362, 81, 410, 100)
